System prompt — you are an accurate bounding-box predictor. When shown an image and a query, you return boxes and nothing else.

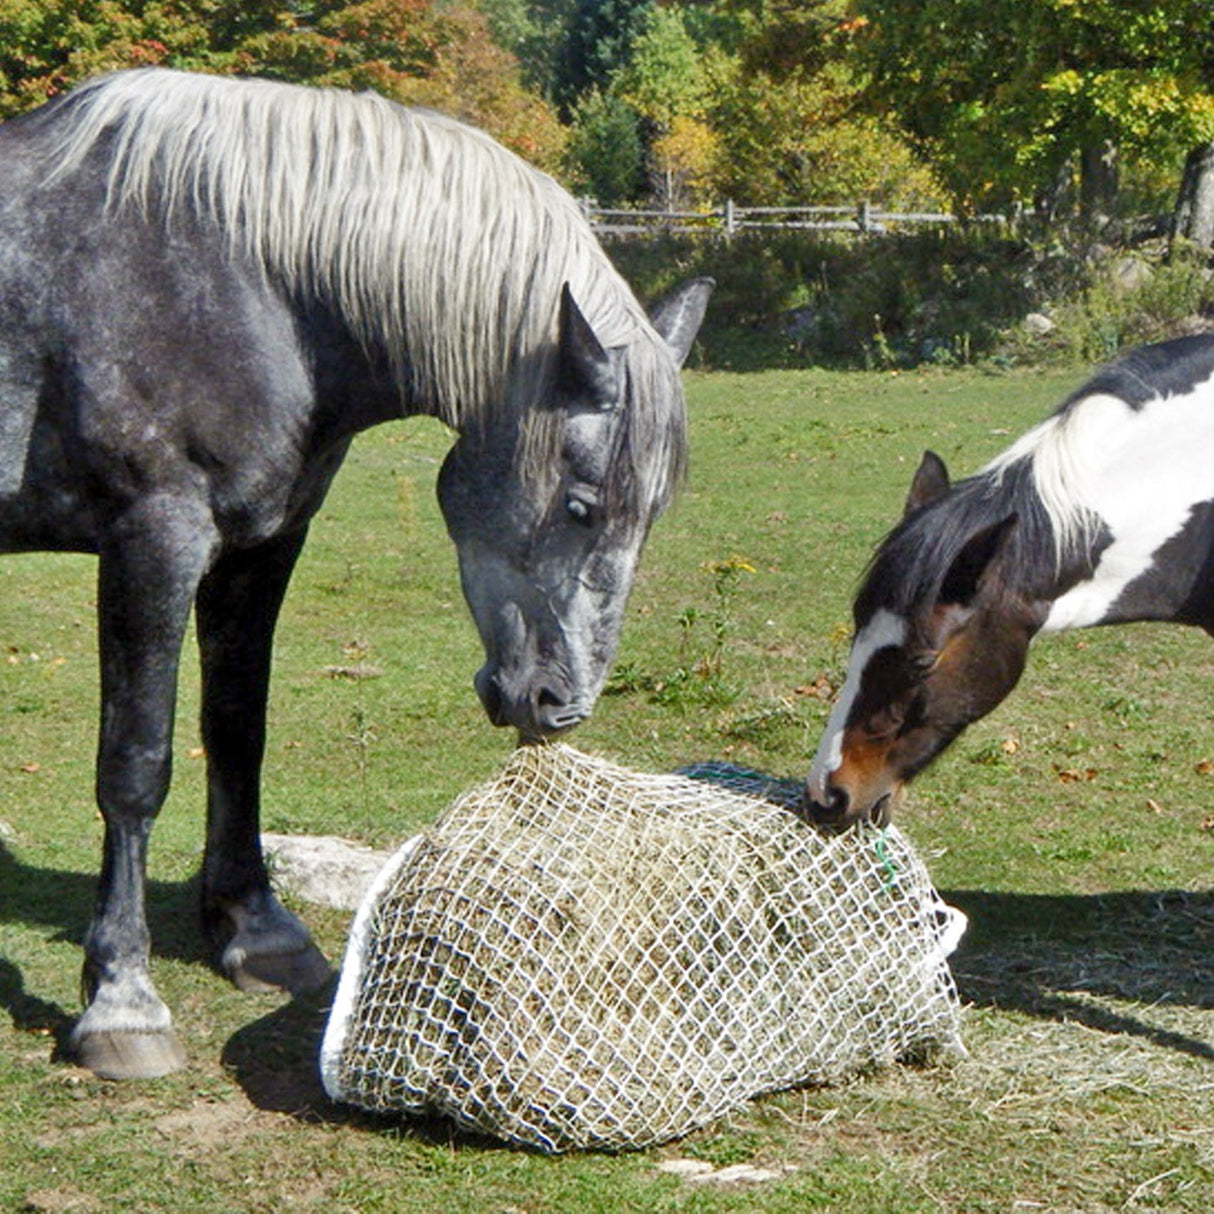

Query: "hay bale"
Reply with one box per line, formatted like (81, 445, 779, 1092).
(320, 745, 965, 1152)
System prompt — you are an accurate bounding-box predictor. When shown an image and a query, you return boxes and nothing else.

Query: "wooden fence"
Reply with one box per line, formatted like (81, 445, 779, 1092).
(580, 198, 1005, 237)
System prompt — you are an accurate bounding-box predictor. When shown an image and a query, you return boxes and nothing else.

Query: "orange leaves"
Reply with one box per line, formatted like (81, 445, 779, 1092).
(1054, 765, 1098, 784)
(794, 674, 835, 700)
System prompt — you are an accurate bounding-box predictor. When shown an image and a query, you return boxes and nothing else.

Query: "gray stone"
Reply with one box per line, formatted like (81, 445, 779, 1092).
(262, 833, 393, 911)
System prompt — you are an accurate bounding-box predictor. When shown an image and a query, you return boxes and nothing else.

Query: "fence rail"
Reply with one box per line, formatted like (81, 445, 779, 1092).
(580, 198, 1003, 237)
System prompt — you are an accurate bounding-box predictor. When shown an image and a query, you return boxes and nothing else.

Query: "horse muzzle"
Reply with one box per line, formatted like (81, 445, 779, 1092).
(803, 785, 898, 833)
(475, 665, 590, 740)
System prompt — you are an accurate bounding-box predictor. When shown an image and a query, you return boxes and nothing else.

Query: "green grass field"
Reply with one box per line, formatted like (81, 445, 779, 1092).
(1, 365, 1211, 1212)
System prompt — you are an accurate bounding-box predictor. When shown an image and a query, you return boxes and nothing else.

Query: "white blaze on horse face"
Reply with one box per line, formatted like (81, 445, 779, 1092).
(808, 609, 907, 802)
(1040, 378, 1214, 631)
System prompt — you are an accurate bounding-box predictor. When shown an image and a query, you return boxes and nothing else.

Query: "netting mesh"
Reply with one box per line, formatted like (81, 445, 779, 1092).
(320, 745, 965, 1152)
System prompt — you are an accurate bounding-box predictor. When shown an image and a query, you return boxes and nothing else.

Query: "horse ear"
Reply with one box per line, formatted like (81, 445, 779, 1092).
(559, 284, 618, 407)
(649, 277, 714, 368)
(905, 450, 951, 516)
(939, 515, 1018, 608)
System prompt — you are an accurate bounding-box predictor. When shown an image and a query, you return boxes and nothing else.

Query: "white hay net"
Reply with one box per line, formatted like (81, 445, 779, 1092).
(321, 745, 965, 1152)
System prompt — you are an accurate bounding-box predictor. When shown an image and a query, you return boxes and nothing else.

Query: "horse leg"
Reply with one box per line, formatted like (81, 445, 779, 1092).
(71, 497, 218, 1080)
(195, 530, 330, 996)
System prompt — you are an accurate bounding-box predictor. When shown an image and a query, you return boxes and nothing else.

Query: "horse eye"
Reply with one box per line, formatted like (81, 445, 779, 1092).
(565, 488, 601, 528)
(910, 651, 938, 677)
(864, 705, 905, 740)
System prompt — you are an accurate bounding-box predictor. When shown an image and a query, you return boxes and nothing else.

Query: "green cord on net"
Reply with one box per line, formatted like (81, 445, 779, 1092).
(876, 825, 900, 893)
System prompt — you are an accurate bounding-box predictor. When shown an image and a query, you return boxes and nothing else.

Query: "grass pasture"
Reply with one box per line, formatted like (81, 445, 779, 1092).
(0, 365, 1211, 1212)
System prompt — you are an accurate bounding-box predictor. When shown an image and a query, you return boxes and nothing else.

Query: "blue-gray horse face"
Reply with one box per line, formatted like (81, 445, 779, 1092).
(438, 280, 710, 738)
(438, 423, 649, 739)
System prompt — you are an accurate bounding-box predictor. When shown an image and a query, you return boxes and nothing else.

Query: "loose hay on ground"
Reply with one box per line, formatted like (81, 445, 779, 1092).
(320, 744, 965, 1152)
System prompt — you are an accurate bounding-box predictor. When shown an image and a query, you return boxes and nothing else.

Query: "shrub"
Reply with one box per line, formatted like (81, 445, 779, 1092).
(604, 225, 1214, 371)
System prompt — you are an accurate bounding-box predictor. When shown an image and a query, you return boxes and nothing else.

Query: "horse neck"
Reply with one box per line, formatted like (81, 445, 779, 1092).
(291, 302, 420, 437)
(903, 468, 1097, 644)
(980, 350, 1214, 636)
(1018, 420, 1214, 635)
(1039, 497, 1214, 634)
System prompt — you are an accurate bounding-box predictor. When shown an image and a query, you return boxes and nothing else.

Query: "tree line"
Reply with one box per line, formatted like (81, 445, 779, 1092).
(3, 2, 1213, 245)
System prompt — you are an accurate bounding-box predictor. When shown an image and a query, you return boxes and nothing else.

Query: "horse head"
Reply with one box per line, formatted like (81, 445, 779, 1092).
(806, 451, 1044, 831)
(438, 278, 712, 740)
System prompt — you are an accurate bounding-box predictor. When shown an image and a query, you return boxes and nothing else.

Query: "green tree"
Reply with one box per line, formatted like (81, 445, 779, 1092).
(565, 87, 645, 203)
(717, 0, 860, 76)
(554, 0, 655, 113)
(706, 0, 939, 207)
(615, 4, 709, 129)
(476, 0, 577, 97)
(857, 0, 1214, 219)
(613, 4, 721, 206)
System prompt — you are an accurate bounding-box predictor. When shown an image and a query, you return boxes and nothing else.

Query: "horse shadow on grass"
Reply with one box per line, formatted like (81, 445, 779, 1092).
(5, 839, 1209, 1120)
(220, 976, 503, 1148)
(0, 841, 218, 1058)
(943, 886, 1214, 1062)
(0, 841, 433, 1133)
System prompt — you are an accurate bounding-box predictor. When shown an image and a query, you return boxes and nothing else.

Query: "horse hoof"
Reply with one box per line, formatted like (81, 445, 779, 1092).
(71, 1028, 187, 1081)
(225, 940, 331, 996)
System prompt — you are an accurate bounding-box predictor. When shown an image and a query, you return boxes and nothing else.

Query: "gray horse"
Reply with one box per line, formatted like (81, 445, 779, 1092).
(0, 69, 710, 1079)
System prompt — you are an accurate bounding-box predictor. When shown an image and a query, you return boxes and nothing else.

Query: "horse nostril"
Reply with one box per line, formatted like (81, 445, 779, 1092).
(533, 685, 587, 735)
(475, 670, 508, 727)
(824, 785, 850, 818)
(805, 783, 851, 832)
(477, 671, 587, 737)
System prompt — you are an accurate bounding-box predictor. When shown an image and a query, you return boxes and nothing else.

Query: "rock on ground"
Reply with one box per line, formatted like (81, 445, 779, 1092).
(262, 833, 394, 911)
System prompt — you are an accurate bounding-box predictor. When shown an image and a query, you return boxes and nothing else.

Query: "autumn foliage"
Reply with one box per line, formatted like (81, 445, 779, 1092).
(1, 2, 1212, 223)
(0, 1, 566, 172)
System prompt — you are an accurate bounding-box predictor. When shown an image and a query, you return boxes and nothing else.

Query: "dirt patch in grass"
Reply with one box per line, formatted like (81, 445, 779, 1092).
(22, 1189, 105, 1214)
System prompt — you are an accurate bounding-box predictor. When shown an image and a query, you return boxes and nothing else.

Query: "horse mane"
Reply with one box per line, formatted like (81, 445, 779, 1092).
(980, 407, 1104, 563)
(855, 458, 1056, 623)
(42, 69, 685, 510)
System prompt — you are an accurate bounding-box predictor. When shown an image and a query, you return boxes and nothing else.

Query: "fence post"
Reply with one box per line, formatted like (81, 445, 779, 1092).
(859, 199, 872, 233)
(724, 198, 736, 239)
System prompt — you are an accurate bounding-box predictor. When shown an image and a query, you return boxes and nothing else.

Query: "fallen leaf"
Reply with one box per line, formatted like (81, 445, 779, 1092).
(1001, 737, 1021, 755)
(1146, 798, 1164, 815)
(1055, 766, 1097, 784)
(1196, 760, 1214, 776)
(322, 663, 384, 681)
(20, 762, 41, 774)
(794, 674, 835, 700)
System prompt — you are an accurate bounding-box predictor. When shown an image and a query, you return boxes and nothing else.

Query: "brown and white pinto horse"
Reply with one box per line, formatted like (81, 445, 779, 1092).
(807, 333, 1214, 830)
